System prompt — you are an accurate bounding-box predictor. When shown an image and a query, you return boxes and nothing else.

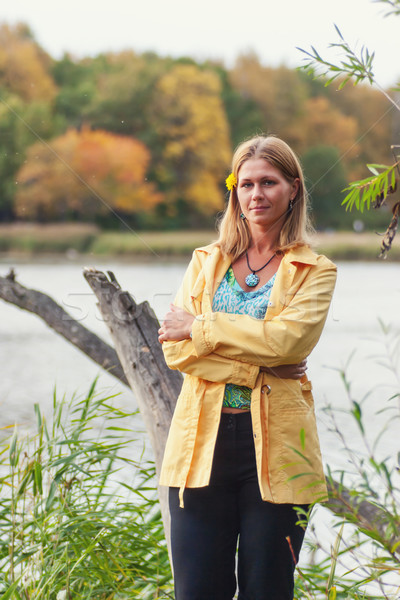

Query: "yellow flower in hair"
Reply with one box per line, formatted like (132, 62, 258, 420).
(225, 173, 237, 191)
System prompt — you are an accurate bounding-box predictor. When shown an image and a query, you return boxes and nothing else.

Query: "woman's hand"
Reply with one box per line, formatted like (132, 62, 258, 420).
(260, 359, 307, 380)
(158, 304, 195, 343)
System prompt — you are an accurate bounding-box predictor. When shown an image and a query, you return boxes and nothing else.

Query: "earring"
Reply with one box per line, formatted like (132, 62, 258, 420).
(240, 213, 246, 220)
(288, 200, 294, 212)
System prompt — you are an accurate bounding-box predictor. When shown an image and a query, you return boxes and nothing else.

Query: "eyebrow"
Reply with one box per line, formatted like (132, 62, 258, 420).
(239, 174, 277, 181)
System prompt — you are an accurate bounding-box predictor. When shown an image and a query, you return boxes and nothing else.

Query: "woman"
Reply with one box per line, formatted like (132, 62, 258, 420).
(158, 135, 337, 600)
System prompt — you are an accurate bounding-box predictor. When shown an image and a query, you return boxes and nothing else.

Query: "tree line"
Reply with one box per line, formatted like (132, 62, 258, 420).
(0, 22, 395, 230)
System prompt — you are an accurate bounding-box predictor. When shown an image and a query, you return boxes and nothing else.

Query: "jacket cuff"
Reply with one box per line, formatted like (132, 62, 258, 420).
(232, 361, 259, 388)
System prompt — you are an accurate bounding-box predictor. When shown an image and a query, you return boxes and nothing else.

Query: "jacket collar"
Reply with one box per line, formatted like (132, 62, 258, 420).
(190, 244, 229, 303)
(196, 242, 317, 265)
(284, 245, 318, 266)
(191, 243, 317, 302)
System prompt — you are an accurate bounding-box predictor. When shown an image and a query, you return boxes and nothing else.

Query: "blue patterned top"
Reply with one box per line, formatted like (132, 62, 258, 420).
(212, 267, 276, 409)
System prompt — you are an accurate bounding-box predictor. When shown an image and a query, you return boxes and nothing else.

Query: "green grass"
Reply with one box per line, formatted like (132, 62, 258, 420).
(1, 333, 399, 598)
(314, 242, 400, 261)
(312, 231, 400, 261)
(0, 223, 98, 254)
(0, 382, 173, 599)
(0, 223, 399, 260)
(89, 230, 217, 256)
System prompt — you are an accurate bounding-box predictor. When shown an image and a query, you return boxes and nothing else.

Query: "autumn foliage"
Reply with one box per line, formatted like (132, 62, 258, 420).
(15, 128, 162, 220)
(151, 64, 231, 216)
(0, 22, 394, 229)
(0, 23, 57, 102)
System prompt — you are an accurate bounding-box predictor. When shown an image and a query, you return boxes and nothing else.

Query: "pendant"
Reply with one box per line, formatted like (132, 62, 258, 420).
(245, 272, 259, 287)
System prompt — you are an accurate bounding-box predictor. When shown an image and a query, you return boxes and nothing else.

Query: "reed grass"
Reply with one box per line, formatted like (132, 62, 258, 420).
(0, 381, 172, 599)
(293, 323, 400, 599)
(1, 328, 399, 599)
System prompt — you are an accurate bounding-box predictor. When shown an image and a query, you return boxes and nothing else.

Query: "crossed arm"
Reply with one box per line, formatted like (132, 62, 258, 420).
(157, 250, 336, 385)
(158, 304, 308, 383)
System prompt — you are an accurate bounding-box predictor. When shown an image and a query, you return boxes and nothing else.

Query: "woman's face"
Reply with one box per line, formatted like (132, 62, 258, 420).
(237, 158, 299, 233)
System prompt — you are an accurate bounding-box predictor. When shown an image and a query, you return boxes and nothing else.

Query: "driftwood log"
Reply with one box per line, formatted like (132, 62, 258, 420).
(0, 269, 398, 556)
(83, 267, 182, 545)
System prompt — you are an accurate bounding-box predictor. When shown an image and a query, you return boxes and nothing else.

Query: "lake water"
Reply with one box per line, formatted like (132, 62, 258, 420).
(1, 257, 399, 592)
(1, 258, 399, 448)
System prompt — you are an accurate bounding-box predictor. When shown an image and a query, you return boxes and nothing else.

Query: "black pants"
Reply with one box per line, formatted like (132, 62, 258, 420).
(169, 412, 308, 600)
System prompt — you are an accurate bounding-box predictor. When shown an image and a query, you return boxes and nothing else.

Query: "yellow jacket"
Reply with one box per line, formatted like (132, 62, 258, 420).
(160, 243, 337, 507)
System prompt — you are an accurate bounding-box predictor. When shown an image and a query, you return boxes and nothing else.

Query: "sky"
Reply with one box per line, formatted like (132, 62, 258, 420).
(0, 0, 398, 88)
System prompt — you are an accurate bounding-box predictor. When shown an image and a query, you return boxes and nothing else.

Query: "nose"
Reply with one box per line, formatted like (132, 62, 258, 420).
(252, 183, 263, 200)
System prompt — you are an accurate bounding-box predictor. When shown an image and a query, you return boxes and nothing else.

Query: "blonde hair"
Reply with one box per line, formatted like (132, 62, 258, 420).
(217, 135, 313, 261)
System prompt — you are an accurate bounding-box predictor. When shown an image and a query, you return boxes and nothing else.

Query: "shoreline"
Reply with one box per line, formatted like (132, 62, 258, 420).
(0, 224, 398, 262)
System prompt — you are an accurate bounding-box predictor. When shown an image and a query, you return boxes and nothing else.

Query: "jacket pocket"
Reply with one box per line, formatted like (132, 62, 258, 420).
(268, 402, 325, 499)
(267, 378, 313, 412)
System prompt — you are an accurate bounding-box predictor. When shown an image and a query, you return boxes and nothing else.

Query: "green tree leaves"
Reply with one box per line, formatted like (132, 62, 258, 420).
(342, 163, 398, 213)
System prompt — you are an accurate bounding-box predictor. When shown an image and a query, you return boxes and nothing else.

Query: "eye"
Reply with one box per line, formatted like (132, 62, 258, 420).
(241, 182, 253, 188)
(262, 179, 275, 186)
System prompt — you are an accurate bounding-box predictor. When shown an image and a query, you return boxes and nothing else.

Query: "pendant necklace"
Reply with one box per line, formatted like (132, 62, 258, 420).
(245, 251, 276, 287)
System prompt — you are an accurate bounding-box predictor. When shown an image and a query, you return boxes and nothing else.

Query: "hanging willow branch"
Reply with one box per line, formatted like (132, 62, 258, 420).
(298, 15, 400, 257)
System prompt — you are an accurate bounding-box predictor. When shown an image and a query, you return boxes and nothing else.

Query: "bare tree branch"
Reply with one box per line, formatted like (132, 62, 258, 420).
(0, 268, 128, 386)
(326, 479, 399, 554)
